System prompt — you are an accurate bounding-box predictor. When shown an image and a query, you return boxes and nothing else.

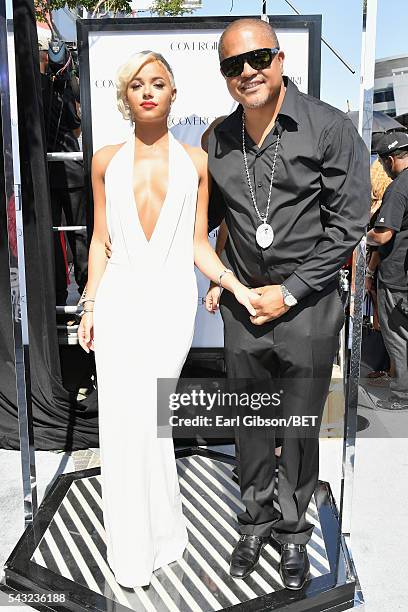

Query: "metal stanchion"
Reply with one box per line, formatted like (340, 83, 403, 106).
(0, 0, 38, 523)
(340, 0, 377, 539)
(338, 1, 377, 608)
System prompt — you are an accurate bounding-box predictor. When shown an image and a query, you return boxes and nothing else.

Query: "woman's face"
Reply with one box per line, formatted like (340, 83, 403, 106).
(126, 60, 176, 125)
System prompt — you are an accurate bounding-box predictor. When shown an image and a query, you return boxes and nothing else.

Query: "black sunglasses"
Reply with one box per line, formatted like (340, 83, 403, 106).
(220, 47, 280, 78)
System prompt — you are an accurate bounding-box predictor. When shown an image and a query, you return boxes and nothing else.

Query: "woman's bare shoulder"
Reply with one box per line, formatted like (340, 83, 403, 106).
(92, 142, 127, 175)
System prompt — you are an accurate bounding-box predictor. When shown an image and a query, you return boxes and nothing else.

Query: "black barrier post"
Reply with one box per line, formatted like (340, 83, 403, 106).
(0, 0, 38, 522)
(340, 0, 377, 540)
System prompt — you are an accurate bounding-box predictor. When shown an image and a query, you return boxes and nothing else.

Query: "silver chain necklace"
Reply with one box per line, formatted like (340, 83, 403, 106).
(242, 112, 280, 248)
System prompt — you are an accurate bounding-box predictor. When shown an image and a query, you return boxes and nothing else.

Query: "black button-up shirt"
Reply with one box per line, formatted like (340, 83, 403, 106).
(207, 76, 371, 300)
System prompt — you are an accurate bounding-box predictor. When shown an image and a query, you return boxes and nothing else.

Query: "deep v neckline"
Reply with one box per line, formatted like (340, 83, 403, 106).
(130, 131, 172, 245)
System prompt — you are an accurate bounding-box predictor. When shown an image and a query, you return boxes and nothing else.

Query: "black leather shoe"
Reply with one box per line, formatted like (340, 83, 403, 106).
(279, 543, 310, 590)
(230, 535, 267, 579)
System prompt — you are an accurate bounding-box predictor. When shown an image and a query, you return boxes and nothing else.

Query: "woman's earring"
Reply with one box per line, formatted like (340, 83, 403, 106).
(125, 101, 133, 122)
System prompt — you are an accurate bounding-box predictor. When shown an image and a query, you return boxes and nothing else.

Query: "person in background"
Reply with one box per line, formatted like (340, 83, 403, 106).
(365, 157, 393, 385)
(367, 131, 408, 410)
(39, 40, 49, 74)
(39, 40, 88, 306)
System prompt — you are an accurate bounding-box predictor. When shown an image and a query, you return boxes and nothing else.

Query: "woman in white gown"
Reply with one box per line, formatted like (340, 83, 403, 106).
(78, 50, 257, 588)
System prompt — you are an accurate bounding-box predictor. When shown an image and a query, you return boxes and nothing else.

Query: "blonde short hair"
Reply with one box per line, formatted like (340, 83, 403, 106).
(115, 50, 176, 121)
(370, 158, 392, 216)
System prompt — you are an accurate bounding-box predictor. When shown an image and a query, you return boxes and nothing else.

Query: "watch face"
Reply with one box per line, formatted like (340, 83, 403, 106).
(285, 294, 297, 307)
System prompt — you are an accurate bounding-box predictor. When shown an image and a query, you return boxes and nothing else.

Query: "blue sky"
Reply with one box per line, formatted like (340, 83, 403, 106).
(195, 0, 363, 111)
(139, 0, 408, 113)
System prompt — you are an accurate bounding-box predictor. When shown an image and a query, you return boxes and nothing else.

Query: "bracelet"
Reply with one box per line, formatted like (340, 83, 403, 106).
(218, 268, 233, 289)
(366, 269, 375, 279)
(82, 299, 95, 304)
(82, 309, 94, 314)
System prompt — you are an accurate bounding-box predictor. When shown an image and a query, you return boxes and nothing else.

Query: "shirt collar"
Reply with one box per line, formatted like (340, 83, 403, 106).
(278, 76, 300, 126)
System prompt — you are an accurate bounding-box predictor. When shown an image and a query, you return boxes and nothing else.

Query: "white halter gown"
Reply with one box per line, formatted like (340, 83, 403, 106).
(92, 131, 199, 587)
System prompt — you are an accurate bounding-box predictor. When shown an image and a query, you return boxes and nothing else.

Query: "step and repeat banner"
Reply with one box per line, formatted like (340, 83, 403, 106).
(78, 16, 321, 348)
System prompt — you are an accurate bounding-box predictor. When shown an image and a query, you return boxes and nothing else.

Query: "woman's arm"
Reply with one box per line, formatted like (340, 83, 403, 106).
(206, 220, 228, 313)
(78, 147, 117, 352)
(190, 147, 257, 316)
(367, 249, 380, 273)
(84, 149, 111, 301)
(365, 249, 380, 295)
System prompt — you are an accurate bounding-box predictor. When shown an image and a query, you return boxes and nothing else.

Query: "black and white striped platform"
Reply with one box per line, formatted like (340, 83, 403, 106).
(3, 448, 357, 611)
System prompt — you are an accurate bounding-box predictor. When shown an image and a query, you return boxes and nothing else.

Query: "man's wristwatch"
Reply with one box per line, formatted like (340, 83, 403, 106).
(281, 284, 298, 307)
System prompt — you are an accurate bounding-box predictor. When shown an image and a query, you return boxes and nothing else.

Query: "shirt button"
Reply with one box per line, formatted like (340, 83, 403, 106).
(257, 183, 262, 187)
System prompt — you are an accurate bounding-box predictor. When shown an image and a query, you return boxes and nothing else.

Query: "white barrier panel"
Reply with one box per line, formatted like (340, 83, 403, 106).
(87, 24, 311, 347)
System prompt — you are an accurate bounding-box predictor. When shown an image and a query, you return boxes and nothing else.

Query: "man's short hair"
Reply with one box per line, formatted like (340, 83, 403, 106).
(218, 18, 279, 60)
(391, 148, 408, 159)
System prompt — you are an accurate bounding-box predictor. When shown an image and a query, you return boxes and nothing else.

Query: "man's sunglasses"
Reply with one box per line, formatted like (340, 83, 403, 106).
(220, 47, 280, 78)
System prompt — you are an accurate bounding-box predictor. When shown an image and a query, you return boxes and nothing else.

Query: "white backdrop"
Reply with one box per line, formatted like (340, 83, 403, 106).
(87, 26, 311, 347)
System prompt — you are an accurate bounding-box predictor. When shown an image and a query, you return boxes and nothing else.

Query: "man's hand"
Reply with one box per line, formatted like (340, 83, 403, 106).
(365, 275, 375, 295)
(249, 285, 290, 325)
(105, 238, 112, 259)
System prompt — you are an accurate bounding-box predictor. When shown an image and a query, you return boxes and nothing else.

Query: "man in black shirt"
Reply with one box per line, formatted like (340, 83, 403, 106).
(207, 18, 370, 588)
(367, 131, 408, 411)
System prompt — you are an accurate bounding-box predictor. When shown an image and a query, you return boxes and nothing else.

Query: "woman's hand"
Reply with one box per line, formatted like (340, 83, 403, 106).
(78, 312, 94, 353)
(233, 284, 258, 317)
(205, 282, 221, 313)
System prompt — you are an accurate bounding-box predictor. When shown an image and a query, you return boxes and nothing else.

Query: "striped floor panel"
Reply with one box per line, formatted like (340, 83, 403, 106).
(30, 456, 330, 611)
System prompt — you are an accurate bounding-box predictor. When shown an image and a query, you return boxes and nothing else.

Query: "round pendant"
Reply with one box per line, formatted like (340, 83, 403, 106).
(256, 223, 274, 248)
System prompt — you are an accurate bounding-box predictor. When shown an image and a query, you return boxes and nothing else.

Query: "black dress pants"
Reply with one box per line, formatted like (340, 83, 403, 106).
(219, 280, 345, 545)
(377, 280, 408, 402)
(51, 187, 88, 305)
